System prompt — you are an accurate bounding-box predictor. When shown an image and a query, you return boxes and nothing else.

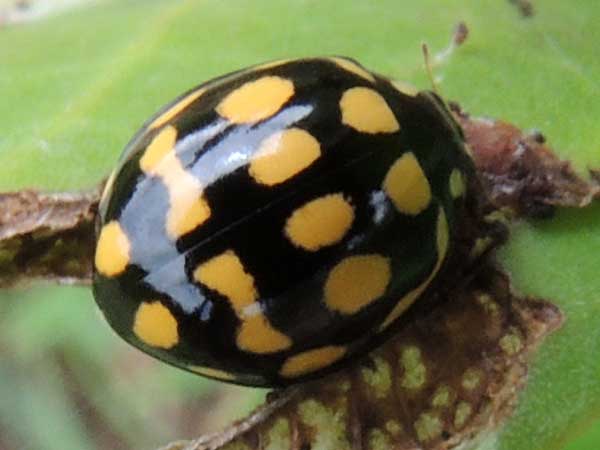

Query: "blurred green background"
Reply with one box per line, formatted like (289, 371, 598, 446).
(1, 0, 599, 449)
(0, 285, 267, 449)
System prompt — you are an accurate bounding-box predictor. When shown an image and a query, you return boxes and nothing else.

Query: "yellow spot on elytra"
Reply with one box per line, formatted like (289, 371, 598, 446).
(95, 221, 131, 277)
(250, 128, 321, 186)
(462, 368, 482, 390)
(449, 169, 465, 198)
(216, 76, 294, 123)
(454, 402, 472, 428)
(391, 80, 418, 96)
(149, 88, 205, 130)
(133, 301, 179, 349)
(379, 207, 449, 330)
(139, 126, 178, 173)
(285, 193, 354, 251)
(188, 366, 237, 381)
(330, 57, 376, 82)
(415, 412, 442, 442)
(194, 250, 257, 307)
(400, 346, 427, 389)
(280, 345, 346, 377)
(194, 250, 291, 353)
(382, 152, 431, 215)
(324, 254, 391, 314)
(431, 385, 453, 408)
(140, 126, 211, 238)
(340, 87, 399, 133)
(361, 356, 392, 399)
(167, 194, 211, 239)
(237, 315, 292, 354)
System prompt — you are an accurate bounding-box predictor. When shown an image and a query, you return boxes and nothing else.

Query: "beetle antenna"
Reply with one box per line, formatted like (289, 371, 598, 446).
(422, 43, 440, 95)
(422, 22, 469, 96)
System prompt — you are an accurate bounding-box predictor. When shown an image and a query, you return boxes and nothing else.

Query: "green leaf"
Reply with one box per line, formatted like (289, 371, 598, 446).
(0, 362, 95, 450)
(1, 0, 599, 449)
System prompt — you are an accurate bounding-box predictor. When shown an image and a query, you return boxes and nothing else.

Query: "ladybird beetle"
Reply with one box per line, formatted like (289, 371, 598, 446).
(93, 57, 473, 387)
